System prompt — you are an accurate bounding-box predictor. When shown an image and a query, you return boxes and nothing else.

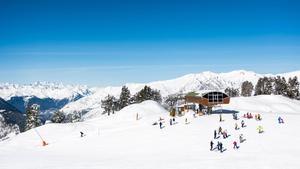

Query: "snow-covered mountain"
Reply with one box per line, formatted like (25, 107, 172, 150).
(0, 70, 299, 118)
(61, 70, 300, 117)
(0, 82, 92, 121)
(0, 82, 90, 100)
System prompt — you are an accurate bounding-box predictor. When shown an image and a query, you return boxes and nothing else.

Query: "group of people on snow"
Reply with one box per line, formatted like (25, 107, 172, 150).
(211, 113, 249, 152)
(210, 141, 224, 152)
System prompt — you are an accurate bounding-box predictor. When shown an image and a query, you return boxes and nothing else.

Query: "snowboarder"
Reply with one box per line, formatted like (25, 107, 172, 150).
(214, 130, 217, 139)
(210, 141, 214, 151)
(80, 131, 85, 137)
(169, 119, 173, 126)
(241, 120, 246, 128)
(257, 125, 264, 133)
(233, 141, 239, 149)
(278, 116, 284, 124)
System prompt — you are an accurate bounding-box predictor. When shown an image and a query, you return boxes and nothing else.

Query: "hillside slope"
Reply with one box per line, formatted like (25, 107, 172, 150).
(1, 96, 300, 169)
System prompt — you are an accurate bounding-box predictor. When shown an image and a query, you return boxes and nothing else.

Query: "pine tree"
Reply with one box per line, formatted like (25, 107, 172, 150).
(119, 86, 131, 109)
(255, 77, 274, 95)
(164, 94, 181, 110)
(71, 111, 82, 122)
(287, 76, 300, 99)
(152, 89, 162, 103)
(51, 111, 65, 123)
(25, 104, 41, 131)
(255, 78, 264, 95)
(133, 86, 162, 103)
(274, 76, 288, 96)
(241, 81, 254, 97)
(225, 87, 239, 97)
(101, 95, 118, 115)
(265, 77, 274, 95)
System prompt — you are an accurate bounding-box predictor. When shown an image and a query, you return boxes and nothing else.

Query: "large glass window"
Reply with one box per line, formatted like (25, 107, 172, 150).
(203, 92, 228, 103)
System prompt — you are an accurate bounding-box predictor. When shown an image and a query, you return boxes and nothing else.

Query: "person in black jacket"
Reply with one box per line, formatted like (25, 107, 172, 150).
(214, 130, 217, 139)
(210, 141, 214, 151)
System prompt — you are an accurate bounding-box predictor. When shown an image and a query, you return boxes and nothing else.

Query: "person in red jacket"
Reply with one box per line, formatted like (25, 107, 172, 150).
(233, 141, 239, 149)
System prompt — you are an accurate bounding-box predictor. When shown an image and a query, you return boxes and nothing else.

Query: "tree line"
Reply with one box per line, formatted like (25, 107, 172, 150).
(101, 85, 162, 116)
(224, 76, 299, 99)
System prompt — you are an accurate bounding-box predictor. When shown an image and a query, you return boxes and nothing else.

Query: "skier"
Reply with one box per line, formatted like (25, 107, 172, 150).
(80, 131, 85, 137)
(222, 130, 228, 139)
(159, 117, 164, 121)
(214, 130, 217, 139)
(233, 113, 238, 120)
(217, 141, 220, 151)
(136, 113, 139, 121)
(185, 118, 188, 124)
(257, 125, 264, 133)
(219, 142, 223, 152)
(223, 131, 226, 139)
(210, 141, 214, 151)
(239, 134, 244, 143)
(235, 123, 239, 130)
(218, 126, 222, 135)
(249, 113, 253, 119)
(241, 120, 246, 128)
(219, 114, 223, 122)
(278, 116, 284, 124)
(159, 121, 163, 129)
(257, 114, 262, 121)
(233, 141, 238, 149)
(169, 119, 173, 126)
(42, 140, 48, 146)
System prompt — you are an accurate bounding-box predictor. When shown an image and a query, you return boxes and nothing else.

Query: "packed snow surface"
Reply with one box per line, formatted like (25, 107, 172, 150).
(1, 96, 300, 169)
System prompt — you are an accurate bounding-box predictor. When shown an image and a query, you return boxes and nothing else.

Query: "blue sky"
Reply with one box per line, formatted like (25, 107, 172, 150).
(0, 0, 299, 86)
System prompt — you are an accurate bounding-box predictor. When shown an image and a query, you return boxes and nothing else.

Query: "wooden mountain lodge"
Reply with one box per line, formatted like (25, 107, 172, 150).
(175, 91, 230, 115)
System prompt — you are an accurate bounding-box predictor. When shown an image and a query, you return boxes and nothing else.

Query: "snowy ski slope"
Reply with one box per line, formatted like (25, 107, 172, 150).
(0, 96, 300, 169)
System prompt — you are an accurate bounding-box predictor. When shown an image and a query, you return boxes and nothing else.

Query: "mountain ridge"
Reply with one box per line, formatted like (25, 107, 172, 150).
(61, 70, 300, 117)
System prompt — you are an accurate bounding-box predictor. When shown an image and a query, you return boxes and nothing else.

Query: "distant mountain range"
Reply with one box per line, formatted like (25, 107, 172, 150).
(0, 82, 91, 121)
(0, 97, 25, 132)
(1, 70, 299, 121)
